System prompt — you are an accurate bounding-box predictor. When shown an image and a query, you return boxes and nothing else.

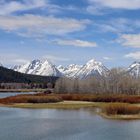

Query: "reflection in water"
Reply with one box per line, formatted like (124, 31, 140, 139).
(0, 107, 140, 140)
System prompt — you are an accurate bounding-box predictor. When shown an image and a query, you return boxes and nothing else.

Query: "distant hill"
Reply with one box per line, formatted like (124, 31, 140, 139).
(0, 66, 58, 84)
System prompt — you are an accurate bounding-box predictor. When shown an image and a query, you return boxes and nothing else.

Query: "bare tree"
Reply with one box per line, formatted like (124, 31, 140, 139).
(54, 68, 140, 95)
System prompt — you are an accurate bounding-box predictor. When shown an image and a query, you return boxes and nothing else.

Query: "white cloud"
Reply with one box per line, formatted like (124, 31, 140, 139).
(0, 14, 90, 37)
(0, 53, 70, 66)
(125, 52, 140, 60)
(89, 0, 140, 10)
(119, 34, 140, 48)
(0, 0, 82, 16)
(86, 5, 105, 15)
(13, 59, 29, 64)
(103, 57, 112, 60)
(54, 39, 97, 47)
(0, 54, 29, 66)
(0, 0, 47, 15)
(94, 18, 140, 34)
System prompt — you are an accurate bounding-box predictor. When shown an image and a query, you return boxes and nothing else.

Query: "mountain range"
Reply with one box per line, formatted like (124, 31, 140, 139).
(12, 59, 62, 77)
(9, 59, 140, 78)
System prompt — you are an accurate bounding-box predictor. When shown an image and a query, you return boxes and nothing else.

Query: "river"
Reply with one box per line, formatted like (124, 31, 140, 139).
(0, 92, 140, 140)
(0, 92, 34, 98)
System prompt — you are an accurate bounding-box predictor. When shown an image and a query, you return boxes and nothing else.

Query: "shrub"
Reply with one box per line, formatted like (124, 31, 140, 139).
(0, 94, 62, 104)
(103, 103, 140, 115)
(59, 94, 140, 103)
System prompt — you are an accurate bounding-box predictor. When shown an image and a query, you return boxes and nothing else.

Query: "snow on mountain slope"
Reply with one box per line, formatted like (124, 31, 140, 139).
(74, 59, 109, 79)
(13, 59, 41, 74)
(128, 61, 140, 77)
(10, 59, 140, 78)
(13, 59, 62, 77)
(12, 59, 108, 78)
(57, 65, 68, 73)
(32, 59, 62, 76)
(57, 64, 82, 77)
(65, 64, 83, 77)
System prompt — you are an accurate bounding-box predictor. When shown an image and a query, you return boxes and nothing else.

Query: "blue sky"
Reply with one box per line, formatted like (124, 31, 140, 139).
(0, 0, 140, 68)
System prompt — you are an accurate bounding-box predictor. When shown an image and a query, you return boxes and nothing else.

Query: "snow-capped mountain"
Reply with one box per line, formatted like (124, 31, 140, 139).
(9, 59, 140, 78)
(74, 59, 109, 79)
(12, 58, 108, 78)
(65, 64, 83, 77)
(57, 64, 82, 77)
(13, 59, 62, 77)
(128, 61, 140, 77)
(57, 65, 68, 74)
(13, 59, 41, 74)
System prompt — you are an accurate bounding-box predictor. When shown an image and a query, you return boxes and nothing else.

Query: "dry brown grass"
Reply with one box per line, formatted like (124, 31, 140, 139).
(58, 94, 140, 103)
(0, 93, 140, 104)
(0, 94, 62, 104)
(103, 103, 140, 115)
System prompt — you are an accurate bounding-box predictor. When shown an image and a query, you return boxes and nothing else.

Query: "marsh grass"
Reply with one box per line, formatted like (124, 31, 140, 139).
(0, 94, 62, 104)
(59, 94, 140, 103)
(0, 93, 140, 104)
(103, 103, 140, 115)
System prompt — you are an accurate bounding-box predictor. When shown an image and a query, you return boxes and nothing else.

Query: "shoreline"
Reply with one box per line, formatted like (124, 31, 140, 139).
(100, 112, 140, 120)
(0, 101, 99, 109)
(0, 89, 46, 92)
(0, 101, 140, 120)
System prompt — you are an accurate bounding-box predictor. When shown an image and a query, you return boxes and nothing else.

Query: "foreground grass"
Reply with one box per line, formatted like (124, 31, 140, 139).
(103, 103, 140, 115)
(0, 93, 140, 119)
(100, 103, 140, 120)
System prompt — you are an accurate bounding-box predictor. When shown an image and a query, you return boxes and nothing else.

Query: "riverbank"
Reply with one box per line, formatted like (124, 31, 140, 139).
(100, 113, 140, 120)
(1, 101, 140, 120)
(0, 101, 99, 109)
(0, 89, 46, 92)
(0, 93, 140, 120)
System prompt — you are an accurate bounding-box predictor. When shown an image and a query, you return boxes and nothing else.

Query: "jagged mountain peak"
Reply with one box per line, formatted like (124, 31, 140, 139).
(10, 59, 140, 78)
(129, 61, 140, 68)
(42, 59, 52, 64)
(86, 59, 102, 67)
(74, 59, 108, 79)
(67, 64, 82, 70)
(57, 65, 65, 69)
(57, 65, 67, 73)
(64, 64, 82, 77)
(12, 59, 62, 77)
(12, 58, 109, 78)
(128, 61, 140, 77)
(31, 59, 41, 64)
(57, 64, 82, 77)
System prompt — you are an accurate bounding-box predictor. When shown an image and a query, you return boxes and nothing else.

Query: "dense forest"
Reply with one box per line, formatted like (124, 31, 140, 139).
(55, 68, 140, 95)
(0, 66, 58, 84)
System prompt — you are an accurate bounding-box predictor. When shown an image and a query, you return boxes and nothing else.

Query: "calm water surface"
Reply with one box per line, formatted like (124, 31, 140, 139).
(0, 92, 140, 140)
(0, 92, 34, 98)
(0, 107, 140, 140)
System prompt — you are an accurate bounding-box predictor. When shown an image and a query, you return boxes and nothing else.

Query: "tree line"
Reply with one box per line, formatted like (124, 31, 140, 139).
(0, 66, 58, 84)
(54, 68, 140, 95)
